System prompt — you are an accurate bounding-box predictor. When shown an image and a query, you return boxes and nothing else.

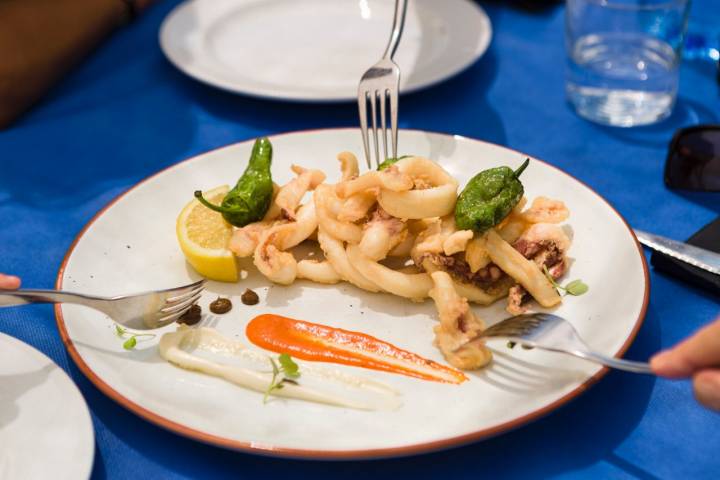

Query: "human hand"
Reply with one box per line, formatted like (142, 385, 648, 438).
(651, 316, 720, 411)
(0, 0, 161, 129)
(0, 273, 21, 290)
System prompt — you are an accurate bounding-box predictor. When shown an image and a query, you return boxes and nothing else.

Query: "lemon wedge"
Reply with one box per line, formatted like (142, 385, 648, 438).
(176, 185, 238, 282)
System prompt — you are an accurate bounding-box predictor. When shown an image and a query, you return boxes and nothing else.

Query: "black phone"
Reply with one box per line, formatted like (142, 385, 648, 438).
(651, 217, 720, 295)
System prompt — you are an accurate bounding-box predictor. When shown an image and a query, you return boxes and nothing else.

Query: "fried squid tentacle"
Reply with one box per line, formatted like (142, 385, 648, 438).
(428, 271, 492, 370)
(314, 184, 364, 243)
(252, 203, 318, 285)
(275, 165, 326, 221)
(520, 197, 569, 224)
(337, 190, 377, 222)
(358, 208, 407, 261)
(253, 232, 297, 285)
(229, 220, 275, 258)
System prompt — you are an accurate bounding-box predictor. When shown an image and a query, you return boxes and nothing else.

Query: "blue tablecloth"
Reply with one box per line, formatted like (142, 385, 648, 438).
(1, 1, 719, 478)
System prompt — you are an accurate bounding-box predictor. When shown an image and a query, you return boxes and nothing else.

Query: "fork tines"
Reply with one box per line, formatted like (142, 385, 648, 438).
(158, 279, 206, 323)
(482, 314, 544, 338)
(357, 61, 400, 169)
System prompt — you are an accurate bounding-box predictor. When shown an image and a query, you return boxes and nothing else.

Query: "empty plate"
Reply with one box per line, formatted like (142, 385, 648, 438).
(0, 333, 94, 478)
(159, 0, 492, 101)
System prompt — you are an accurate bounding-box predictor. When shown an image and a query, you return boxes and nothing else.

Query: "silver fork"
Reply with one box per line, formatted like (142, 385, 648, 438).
(0, 279, 205, 330)
(357, 0, 408, 169)
(460, 313, 652, 374)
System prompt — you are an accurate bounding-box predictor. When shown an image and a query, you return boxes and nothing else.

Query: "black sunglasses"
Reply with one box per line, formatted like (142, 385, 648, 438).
(664, 125, 720, 192)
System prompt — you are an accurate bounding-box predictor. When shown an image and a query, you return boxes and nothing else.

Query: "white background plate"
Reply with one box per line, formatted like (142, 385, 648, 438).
(159, 0, 492, 101)
(57, 129, 648, 459)
(0, 333, 94, 479)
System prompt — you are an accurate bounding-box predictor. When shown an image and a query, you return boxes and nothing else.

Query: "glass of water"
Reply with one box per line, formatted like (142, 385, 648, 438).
(565, 0, 691, 127)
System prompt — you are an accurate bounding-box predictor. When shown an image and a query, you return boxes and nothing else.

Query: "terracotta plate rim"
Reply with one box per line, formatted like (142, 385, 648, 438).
(55, 127, 650, 460)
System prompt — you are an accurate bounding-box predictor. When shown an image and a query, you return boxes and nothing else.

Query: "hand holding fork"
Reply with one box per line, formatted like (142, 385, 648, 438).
(0, 279, 205, 330)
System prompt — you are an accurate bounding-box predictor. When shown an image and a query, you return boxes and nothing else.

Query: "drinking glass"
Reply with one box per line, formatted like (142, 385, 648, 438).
(565, 0, 691, 127)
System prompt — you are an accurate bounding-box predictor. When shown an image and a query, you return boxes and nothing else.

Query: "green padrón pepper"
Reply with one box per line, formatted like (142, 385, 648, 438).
(377, 155, 412, 171)
(194, 137, 273, 227)
(455, 158, 530, 233)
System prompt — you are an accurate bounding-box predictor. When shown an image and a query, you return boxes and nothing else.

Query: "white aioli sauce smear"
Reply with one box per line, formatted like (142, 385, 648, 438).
(158, 326, 401, 411)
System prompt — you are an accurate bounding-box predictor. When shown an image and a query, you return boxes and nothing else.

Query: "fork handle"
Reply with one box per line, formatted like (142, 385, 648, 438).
(565, 349, 653, 374)
(382, 0, 409, 59)
(0, 289, 106, 309)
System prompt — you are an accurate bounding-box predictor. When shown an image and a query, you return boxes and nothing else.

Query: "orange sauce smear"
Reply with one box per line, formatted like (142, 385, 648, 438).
(246, 314, 467, 384)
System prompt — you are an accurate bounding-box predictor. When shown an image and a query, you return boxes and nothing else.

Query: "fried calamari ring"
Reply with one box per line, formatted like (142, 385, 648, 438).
(464, 235, 490, 272)
(262, 183, 282, 221)
(485, 229, 561, 308)
(420, 256, 510, 305)
(275, 202, 319, 250)
(346, 244, 432, 301)
(378, 157, 458, 219)
(335, 165, 413, 198)
(317, 229, 381, 293)
(388, 219, 432, 257)
(387, 229, 416, 257)
(494, 197, 531, 244)
(453, 277, 513, 305)
(337, 151, 360, 182)
(334, 151, 378, 222)
(497, 217, 528, 244)
(516, 222, 571, 254)
(443, 230, 473, 256)
(297, 260, 341, 284)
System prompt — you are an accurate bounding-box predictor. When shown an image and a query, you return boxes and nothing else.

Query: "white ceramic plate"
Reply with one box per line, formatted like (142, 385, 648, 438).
(56, 129, 648, 459)
(159, 0, 492, 101)
(0, 333, 94, 478)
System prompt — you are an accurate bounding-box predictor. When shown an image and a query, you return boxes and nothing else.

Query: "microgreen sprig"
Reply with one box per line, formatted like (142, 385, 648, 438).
(115, 325, 156, 350)
(263, 353, 301, 404)
(543, 266, 589, 296)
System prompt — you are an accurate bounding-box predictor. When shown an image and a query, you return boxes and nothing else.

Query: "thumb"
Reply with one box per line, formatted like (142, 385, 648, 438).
(651, 317, 720, 378)
(0, 273, 21, 290)
(694, 369, 720, 412)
